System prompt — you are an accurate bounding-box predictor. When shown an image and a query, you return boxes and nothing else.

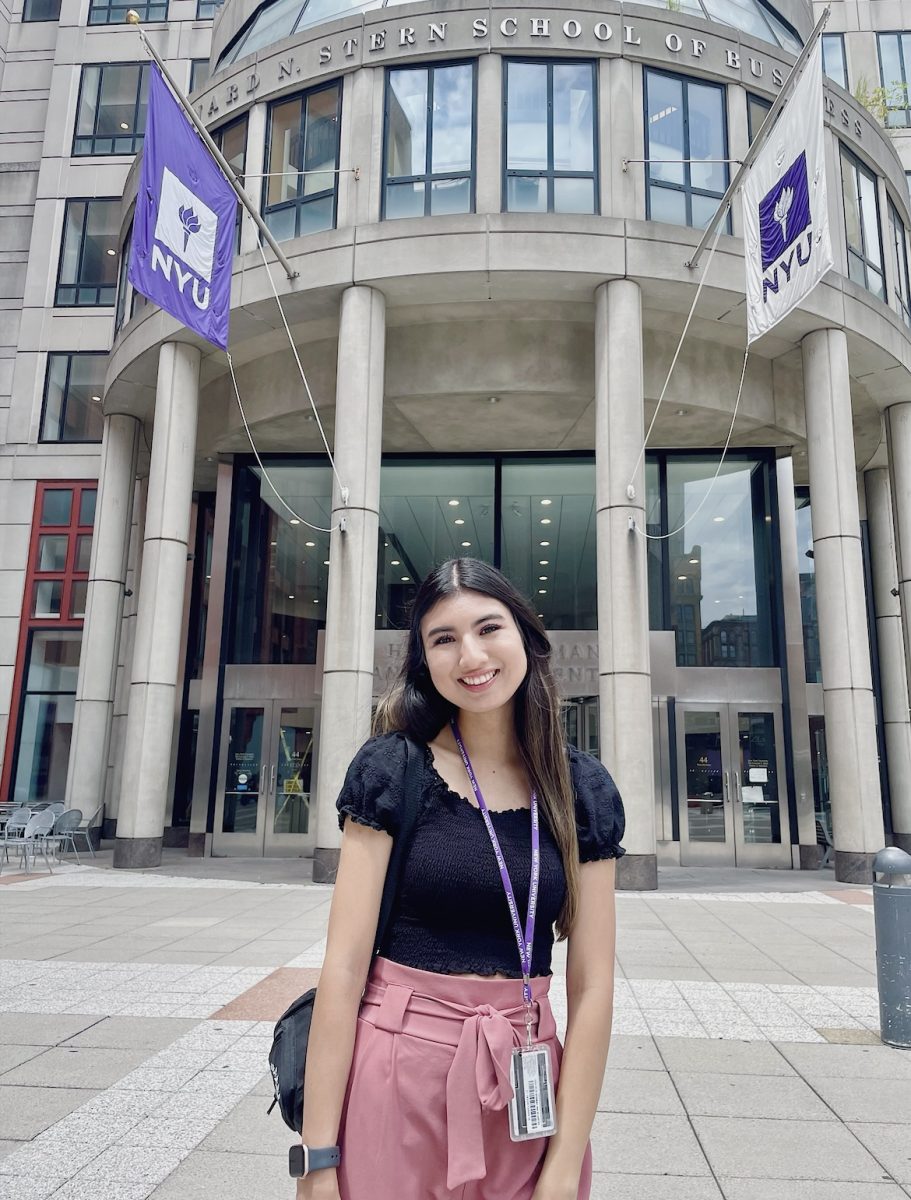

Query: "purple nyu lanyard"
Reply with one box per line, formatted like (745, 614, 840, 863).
(450, 718, 540, 1042)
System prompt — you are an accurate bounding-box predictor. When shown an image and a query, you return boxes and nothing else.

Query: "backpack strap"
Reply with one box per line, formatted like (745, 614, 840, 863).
(373, 736, 424, 958)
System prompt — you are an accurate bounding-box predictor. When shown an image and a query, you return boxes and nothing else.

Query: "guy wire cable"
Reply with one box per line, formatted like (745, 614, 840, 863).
(627, 202, 729, 495)
(632, 343, 750, 541)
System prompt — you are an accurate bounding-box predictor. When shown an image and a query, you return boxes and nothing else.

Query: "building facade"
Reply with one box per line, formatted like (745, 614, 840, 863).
(2, 0, 911, 887)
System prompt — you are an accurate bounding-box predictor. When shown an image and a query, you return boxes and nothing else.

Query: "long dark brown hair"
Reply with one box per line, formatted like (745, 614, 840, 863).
(374, 558, 580, 937)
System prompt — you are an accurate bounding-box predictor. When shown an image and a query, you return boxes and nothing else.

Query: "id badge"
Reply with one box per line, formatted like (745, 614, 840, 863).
(507, 1044, 557, 1142)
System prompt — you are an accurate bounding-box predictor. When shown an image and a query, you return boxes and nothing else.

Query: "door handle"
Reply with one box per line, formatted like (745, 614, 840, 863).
(734, 772, 741, 803)
(270, 764, 276, 795)
(723, 770, 730, 803)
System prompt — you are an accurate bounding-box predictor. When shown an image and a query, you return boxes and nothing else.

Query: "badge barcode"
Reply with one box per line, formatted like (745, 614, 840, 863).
(524, 1073, 542, 1131)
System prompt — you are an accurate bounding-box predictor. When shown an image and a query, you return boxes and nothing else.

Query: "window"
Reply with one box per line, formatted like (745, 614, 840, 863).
(23, 0, 61, 20)
(190, 59, 210, 93)
(822, 33, 848, 90)
(504, 60, 597, 214)
(878, 33, 911, 127)
(840, 147, 885, 300)
(645, 69, 729, 231)
(74, 64, 148, 156)
(646, 453, 778, 668)
(3, 483, 96, 807)
(376, 455, 596, 630)
(747, 93, 772, 144)
(40, 354, 105, 443)
(56, 200, 120, 306)
(214, 116, 247, 252)
(888, 198, 911, 326)
(384, 63, 476, 219)
(115, 222, 133, 333)
(263, 83, 341, 241)
(795, 490, 820, 682)
(88, 0, 166, 23)
(228, 462, 333, 664)
(198, 0, 223, 16)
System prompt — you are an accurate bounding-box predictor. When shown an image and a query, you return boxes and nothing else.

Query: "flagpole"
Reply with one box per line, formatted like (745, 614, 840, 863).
(126, 10, 299, 281)
(685, 5, 830, 270)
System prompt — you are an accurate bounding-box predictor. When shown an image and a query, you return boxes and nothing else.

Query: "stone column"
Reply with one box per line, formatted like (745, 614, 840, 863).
(802, 329, 884, 881)
(65, 413, 140, 825)
(878, 424, 911, 853)
(594, 279, 657, 890)
(312, 286, 386, 883)
(114, 342, 201, 868)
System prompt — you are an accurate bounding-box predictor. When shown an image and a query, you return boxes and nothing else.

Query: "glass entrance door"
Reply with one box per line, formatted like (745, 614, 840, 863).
(677, 704, 791, 867)
(214, 701, 316, 856)
(562, 696, 599, 757)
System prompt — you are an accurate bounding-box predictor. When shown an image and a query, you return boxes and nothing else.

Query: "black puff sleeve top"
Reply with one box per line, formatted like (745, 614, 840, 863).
(336, 732, 625, 977)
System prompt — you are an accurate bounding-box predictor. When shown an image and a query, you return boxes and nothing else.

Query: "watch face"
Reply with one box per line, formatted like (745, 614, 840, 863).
(289, 1145, 305, 1177)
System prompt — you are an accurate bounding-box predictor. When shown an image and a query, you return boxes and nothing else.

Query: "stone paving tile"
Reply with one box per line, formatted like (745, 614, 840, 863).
(589, 1113, 712, 1176)
(717, 1183, 908, 1199)
(590, 1176, 724, 1199)
(808, 1076, 911, 1122)
(145, 1148, 288, 1199)
(691, 1115, 891, 1181)
(671, 1071, 836, 1120)
(657, 1038, 796, 1076)
(0, 1047, 149, 1090)
(605, 1035, 664, 1072)
(60, 1018, 198, 1052)
(597, 1067, 685, 1114)
(0, 1085, 100, 1140)
(846, 1123, 911, 1184)
(776, 1043, 911, 1079)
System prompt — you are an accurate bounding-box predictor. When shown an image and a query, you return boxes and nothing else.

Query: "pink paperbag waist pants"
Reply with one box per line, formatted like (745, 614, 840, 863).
(337, 957, 592, 1200)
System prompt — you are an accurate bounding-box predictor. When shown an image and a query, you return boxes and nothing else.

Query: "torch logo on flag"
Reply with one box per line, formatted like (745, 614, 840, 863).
(129, 66, 237, 351)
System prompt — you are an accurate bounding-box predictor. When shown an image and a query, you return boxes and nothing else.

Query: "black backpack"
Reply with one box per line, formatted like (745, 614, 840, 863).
(267, 737, 424, 1133)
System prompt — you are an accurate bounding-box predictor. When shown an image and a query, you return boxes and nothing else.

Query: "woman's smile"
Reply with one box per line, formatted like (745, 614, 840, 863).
(458, 668, 500, 692)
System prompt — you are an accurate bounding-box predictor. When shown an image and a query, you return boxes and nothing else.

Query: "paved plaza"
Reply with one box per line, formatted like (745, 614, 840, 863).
(0, 855, 909, 1199)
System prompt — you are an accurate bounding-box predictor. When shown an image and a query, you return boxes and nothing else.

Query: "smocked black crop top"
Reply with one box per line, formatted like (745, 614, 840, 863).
(336, 733, 625, 978)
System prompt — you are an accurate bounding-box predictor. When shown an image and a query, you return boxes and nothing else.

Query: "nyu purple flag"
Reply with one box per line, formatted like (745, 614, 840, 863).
(128, 66, 236, 350)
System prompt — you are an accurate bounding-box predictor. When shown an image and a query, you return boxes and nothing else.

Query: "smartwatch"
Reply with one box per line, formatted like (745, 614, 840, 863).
(289, 1144, 341, 1178)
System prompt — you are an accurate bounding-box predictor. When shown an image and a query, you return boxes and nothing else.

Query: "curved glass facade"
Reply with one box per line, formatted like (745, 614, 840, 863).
(216, 0, 801, 70)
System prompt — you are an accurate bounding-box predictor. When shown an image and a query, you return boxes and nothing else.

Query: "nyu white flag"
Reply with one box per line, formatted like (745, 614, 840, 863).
(743, 39, 833, 343)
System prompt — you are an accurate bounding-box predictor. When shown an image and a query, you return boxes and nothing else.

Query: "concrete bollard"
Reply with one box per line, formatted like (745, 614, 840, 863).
(872, 846, 911, 1050)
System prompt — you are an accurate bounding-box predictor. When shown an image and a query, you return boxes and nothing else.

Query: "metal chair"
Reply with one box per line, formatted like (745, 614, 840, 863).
(46, 809, 83, 864)
(0, 808, 31, 866)
(72, 802, 103, 858)
(13, 810, 56, 874)
(816, 813, 834, 868)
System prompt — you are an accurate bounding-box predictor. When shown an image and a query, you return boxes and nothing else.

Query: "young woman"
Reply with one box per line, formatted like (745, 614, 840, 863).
(296, 558, 625, 1200)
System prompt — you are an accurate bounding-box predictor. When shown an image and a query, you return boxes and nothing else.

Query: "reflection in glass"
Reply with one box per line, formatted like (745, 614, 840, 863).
(384, 64, 474, 219)
(646, 459, 664, 630)
(56, 200, 119, 306)
(38, 536, 68, 573)
(795, 491, 820, 682)
(737, 711, 781, 843)
(684, 710, 726, 842)
(79, 490, 97, 527)
(33, 580, 63, 619)
(822, 33, 848, 90)
(41, 354, 105, 443)
(74, 64, 148, 155)
(273, 708, 313, 834)
(377, 460, 495, 627)
(888, 199, 911, 326)
(501, 458, 596, 629)
(841, 146, 885, 300)
(645, 70, 728, 231)
(222, 706, 263, 833)
(666, 456, 775, 668)
(12, 631, 82, 806)
(41, 490, 72, 527)
(228, 462, 332, 664)
(75, 534, 93, 574)
(505, 60, 596, 215)
(70, 580, 88, 619)
(264, 84, 341, 241)
(878, 33, 911, 128)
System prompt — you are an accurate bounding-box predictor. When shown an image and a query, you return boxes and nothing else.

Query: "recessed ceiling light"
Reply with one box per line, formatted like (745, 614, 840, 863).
(538, 589, 547, 594)
(715, 600, 721, 604)
(119, 121, 130, 130)
(313, 599, 319, 603)
(270, 541, 277, 547)
(539, 560, 549, 565)
(288, 594, 295, 600)
(401, 576, 410, 582)
(454, 518, 465, 525)
(541, 499, 552, 506)
(461, 541, 471, 547)
(677, 575, 687, 581)
(305, 541, 315, 547)
(91, 394, 102, 402)
(391, 559, 400, 566)
(105, 248, 116, 256)
(540, 540, 550, 547)
(738, 594, 744, 599)
(448, 500, 460, 507)
(488, 396, 500, 404)
(539, 575, 548, 581)
(713, 516, 725, 523)
(675, 408, 687, 416)
(289, 518, 300, 525)
(323, 559, 330, 565)
(540, 518, 551, 525)
(689, 558, 699, 564)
